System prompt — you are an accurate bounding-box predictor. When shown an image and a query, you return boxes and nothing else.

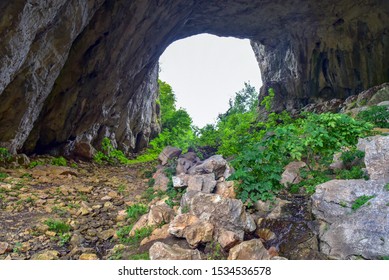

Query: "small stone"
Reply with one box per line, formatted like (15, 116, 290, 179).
(101, 195, 112, 201)
(77, 186, 93, 193)
(147, 204, 175, 226)
(104, 202, 113, 208)
(79, 253, 99, 260)
(0, 242, 10, 255)
(77, 207, 90, 216)
(45, 230, 56, 237)
(98, 229, 116, 241)
(256, 228, 276, 241)
(31, 250, 60, 260)
(116, 210, 127, 222)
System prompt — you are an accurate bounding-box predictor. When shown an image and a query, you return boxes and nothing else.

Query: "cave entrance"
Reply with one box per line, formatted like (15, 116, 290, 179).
(159, 34, 262, 128)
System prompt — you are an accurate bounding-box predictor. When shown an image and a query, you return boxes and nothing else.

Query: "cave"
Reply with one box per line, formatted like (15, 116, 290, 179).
(0, 0, 388, 156)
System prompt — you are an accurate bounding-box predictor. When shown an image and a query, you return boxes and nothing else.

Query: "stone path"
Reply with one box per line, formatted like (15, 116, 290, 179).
(0, 160, 152, 260)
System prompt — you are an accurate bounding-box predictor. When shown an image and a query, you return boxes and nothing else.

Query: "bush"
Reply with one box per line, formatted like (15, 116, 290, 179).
(94, 137, 130, 165)
(356, 105, 389, 128)
(126, 204, 148, 222)
(51, 156, 67, 166)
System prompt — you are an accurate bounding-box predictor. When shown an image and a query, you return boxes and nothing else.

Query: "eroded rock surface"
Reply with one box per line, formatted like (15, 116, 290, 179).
(1, 1, 387, 155)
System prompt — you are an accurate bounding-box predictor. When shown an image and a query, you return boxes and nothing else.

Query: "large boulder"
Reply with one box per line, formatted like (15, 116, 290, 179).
(149, 242, 202, 260)
(158, 147, 182, 166)
(188, 155, 229, 179)
(363, 135, 389, 180)
(183, 192, 256, 239)
(228, 239, 270, 260)
(312, 179, 389, 259)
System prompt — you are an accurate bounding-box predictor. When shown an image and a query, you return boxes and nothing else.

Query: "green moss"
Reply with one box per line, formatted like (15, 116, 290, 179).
(351, 195, 375, 211)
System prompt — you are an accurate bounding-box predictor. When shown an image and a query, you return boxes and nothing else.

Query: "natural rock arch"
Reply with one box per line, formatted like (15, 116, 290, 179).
(0, 0, 388, 156)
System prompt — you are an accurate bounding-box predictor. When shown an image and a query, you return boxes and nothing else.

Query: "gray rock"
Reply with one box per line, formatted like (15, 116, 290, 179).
(312, 179, 389, 259)
(186, 192, 256, 238)
(152, 167, 170, 191)
(149, 242, 202, 260)
(187, 174, 216, 193)
(280, 161, 306, 186)
(364, 135, 389, 179)
(188, 155, 228, 179)
(158, 147, 182, 166)
(228, 239, 270, 260)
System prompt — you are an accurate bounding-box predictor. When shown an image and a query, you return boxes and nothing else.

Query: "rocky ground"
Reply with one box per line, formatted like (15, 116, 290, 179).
(0, 159, 154, 260)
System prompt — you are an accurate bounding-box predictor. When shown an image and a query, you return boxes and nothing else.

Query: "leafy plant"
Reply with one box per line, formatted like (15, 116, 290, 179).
(351, 195, 375, 211)
(29, 160, 44, 168)
(0, 148, 11, 162)
(356, 105, 389, 128)
(44, 219, 70, 234)
(335, 166, 367, 180)
(51, 157, 67, 166)
(0, 172, 8, 181)
(126, 204, 148, 222)
(129, 252, 150, 260)
(384, 183, 389, 191)
(94, 137, 130, 165)
(58, 233, 71, 246)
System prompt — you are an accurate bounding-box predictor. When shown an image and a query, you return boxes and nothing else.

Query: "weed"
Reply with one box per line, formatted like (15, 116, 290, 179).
(126, 204, 148, 222)
(29, 160, 44, 168)
(129, 252, 150, 260)
(94, 137, 130, 165)
(335, 166, 366, 180)
(339, 201, 348, 208)
(147, 178, 155, 188)
(351, 195, 375, 211)
(206, 242, 225, 260)
(44, 219, 70, 234)
(181, 205, 190, 214)
(13, 242, 22, 253)
(378, 256, 389, 260)
(70, 163, 78, 169)
(58, 233, 71, 246)
(117, 184, 126, 195)
(385, 183, 389, 191)
(51, 157, 67, 166)
(25, 197, 35, 205)
(143, 168, 156, 179)
(128, 226, 153, 245)
(0, 172, 8, 181)
(116, 225, 133, 244)
(20, 173, 32, 179)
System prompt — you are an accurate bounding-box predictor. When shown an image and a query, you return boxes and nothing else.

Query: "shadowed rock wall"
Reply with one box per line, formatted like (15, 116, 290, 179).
(0, 0, 388, 155)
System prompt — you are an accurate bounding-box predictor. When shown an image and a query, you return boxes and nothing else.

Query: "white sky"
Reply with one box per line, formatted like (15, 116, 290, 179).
(158, 34, 262, 128)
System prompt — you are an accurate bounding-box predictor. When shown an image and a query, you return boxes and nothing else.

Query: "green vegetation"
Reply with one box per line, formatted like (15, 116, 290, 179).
(51, 156, 67, 166)
(351, 195, 375, 211)
(0, 172, 8, 181)
(356, 105, 389, 128)
(29, 160, 44, 168)
(126, 203, 148, 222)
(385, 183, 389, 191)
(0, 147, 11, 161)
(44, 219, 71, 234)
(129, 252, 150, 260)
(94, 137, 130, 165)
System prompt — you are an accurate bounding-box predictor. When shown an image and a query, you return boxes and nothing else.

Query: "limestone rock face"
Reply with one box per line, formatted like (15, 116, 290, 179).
(312, 179, 389, 259)
(364, 135, 389, 180)
(0, 0, 388, 154)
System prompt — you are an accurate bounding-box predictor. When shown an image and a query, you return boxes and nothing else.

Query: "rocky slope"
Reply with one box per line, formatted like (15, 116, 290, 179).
(0, 0, 388, 155)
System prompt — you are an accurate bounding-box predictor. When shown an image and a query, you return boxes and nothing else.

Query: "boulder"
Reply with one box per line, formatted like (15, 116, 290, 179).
(280, 161, 306, 186)
(129, 214, 148, 236)
(176, 152, 201, 175)
(140, 224, 170, 246)
(152, 167, 169, 191)
(168, 214, 199, 237)
(228, 239, 270, 260)
(187, 174, 216, 193)
(216, 229, 241, 250)
(147, 204, 175, 226)
(79, 253, 99, 260)
(31, 250, 60, 260)
(149, 242, 202, 260)
(158, 147, 182, 165)
(188, 155, 228, 179)
(185, 192, 256, 238)
(312, 179, 389, 259)
(364, 135, 389, 179)
(183, 221, 214, 248)
(214, 180, 236, 199)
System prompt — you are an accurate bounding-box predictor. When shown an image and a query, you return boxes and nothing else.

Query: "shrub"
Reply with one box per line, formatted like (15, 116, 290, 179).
(356, 105, 389, 128)
(94, 137, 130, 165)
(126, 204, 148, 222)
(351, 195, 375, 211)
(44, 219, 70, 234)
(51, 156, 67, 166)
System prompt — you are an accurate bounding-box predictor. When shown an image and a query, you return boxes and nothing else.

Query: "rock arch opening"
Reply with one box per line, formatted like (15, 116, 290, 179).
(159, 34, 262, 128)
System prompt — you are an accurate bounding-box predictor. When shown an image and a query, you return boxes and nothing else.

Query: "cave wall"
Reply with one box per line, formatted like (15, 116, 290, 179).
(0, 0, 388, 155)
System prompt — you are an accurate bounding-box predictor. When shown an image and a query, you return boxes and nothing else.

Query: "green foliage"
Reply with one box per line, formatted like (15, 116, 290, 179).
(0, 147, 11, 160)
(94, 137, 130, 165)
(129, 252, 150, 260)
(340, 150, 365, 166)
(117, 225, 133, 244)
(44, 219, 70, 234)
(385, 183, 389, 191)
(351, 195, 375, 211)
(294, 169, 332, 194)
(0, 172, 8, 181)
(335, 166, 367, 180)
(229, 107, 372, 203)
(260, 87, 275, 111)
(126, 203, 148, 222)
(58, 233, 71, 246)
(356, 105, 389, 128)
(129, 226, 154, 244)
(51, 156, 67, 166)
(29, 160, 44, 168)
